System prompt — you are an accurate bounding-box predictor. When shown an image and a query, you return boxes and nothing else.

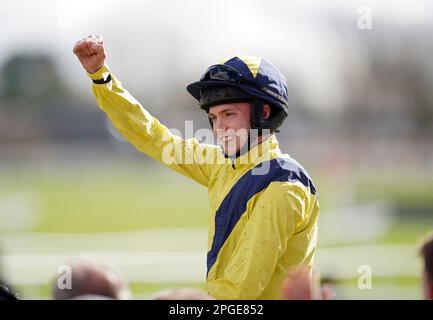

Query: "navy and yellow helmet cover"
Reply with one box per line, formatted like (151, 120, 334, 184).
(187, 55, 290, 133)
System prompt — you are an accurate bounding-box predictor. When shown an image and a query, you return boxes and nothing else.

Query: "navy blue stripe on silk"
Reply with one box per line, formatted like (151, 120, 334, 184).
(255, 58, 289, 103)
(207, 157, 316, 276)
(223, 57, 255, 81)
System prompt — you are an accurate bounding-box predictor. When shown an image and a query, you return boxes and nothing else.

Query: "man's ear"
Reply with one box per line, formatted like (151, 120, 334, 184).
(262, 104, 271, 120)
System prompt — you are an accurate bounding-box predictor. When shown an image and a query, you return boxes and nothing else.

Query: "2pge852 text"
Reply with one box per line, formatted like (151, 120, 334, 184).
(213, 304, 263, 315)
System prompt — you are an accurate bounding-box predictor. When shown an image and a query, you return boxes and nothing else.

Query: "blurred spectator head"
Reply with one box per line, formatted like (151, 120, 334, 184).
(52, 259, 130, 300)
(149, 288, 214, 300)
(319, 276, 337, 300)
(0, 281, 19, 300)
(419, 232, 433, 300)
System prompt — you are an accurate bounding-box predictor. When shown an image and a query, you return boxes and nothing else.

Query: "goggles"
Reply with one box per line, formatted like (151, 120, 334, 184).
(200, 64, 288, 107)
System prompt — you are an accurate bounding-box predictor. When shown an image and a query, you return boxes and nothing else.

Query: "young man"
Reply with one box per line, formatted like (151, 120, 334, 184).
(73, 35, 319, 299)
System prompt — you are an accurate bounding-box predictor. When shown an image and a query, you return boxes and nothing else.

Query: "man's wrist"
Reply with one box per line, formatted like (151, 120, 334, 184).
(87, 64, 111, 83)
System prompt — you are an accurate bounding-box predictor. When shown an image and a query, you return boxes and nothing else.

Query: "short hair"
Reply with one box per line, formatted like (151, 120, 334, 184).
(53, 260, 130, 300)
(419, 232, 433, 281)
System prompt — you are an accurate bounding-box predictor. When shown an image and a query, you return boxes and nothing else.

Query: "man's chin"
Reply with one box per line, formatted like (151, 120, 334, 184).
(222, 148, 238, 158)
(221, 140, 249, 158)
(222, 144, 248, 159)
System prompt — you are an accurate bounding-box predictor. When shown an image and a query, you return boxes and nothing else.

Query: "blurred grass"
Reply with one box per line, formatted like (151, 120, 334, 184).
(3, 161, 431, 234)
(1, 160, 432, 299)
(377, 218, 433, 244)
(355, 170, 433, 207)
(1, 162, 209, 233)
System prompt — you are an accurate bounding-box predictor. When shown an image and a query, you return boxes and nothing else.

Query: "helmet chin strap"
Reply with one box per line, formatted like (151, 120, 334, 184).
(251, 98, 265, 136)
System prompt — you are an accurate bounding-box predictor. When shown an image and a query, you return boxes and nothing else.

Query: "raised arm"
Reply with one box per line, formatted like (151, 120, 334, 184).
(73, 36, 220, 187)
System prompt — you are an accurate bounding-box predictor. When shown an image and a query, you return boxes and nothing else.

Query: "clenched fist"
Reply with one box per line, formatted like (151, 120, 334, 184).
(73, 35, 106, 74)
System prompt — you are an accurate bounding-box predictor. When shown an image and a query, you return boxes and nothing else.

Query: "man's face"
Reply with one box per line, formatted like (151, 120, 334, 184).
(208, 102, 252, 156)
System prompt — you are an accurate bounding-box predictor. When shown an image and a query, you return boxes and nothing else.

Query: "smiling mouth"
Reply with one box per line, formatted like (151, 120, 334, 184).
(220, 136, 236, 143)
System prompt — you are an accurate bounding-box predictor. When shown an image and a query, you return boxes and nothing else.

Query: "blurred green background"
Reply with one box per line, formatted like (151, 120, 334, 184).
(2, 158, 433, 299)
(1, 0, 433, 299)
